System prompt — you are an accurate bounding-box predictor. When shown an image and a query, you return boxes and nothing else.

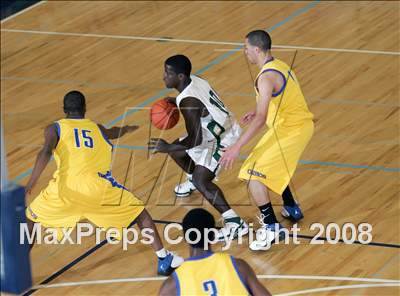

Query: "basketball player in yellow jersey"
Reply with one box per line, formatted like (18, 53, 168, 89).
(220, 30, 314, 250)
(159, 208, 271, 296)
(24, 90, 183, 275)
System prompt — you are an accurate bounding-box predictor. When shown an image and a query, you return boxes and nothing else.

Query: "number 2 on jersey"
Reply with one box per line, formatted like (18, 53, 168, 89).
(203, 280, 217, 296)
(74, 128, 94, 148)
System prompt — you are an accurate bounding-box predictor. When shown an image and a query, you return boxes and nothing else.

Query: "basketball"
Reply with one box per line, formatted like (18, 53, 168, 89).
(150, 98, 179, 130)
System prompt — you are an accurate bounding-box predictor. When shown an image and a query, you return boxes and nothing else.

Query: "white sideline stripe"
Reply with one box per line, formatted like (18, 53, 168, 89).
(257, 275, 400, 283)
(0, 28, 241, 46)
(31, 275, 400, 289)
(0, 1, 46, 24)
(1, 28, 399, 56)
(215, 45, 400, 56)
(275, 283, 400, 296)
(33, 277, 166, 289)
(275, 45, 400, 56)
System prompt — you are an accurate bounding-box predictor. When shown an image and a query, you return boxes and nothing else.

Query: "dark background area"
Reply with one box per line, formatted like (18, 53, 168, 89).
(1, 0, 39, 20)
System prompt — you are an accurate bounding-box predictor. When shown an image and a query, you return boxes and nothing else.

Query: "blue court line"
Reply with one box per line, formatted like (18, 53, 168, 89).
(115, 145, 399, 172)
(115, 145, 146, 150)
(298, 160, 399, 173)
(23, 239, 109, 296)
(12, 168, 33, 184)
(11, 1, 320, 184)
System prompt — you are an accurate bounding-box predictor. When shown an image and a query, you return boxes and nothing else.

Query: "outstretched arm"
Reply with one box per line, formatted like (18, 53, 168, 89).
(159, 276, 176, 296)
(25, 124, 58, 194)
(234, 73, 272, 148)
(98, 124, 138, 140)
(236, 258, 272, 296)
(219, 73, 273, 169)
(149, 97, 203, 153)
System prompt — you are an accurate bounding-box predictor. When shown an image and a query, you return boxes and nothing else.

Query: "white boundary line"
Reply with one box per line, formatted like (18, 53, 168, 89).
(256, 275, 400, 283)
(215, 45, 400, 56)
(275, 283, 400, 296)
(1, 28, 399, 56)
(33, 276, 166, 289)
(0, 1, 46, 24)
(0, 28, 241, 46)
(31, 275, 400, 290)
(275, 44, 400, 56)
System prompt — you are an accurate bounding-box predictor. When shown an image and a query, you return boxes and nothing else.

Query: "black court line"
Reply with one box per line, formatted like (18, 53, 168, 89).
(24, 219, 400, 294)
(23, 219, 138, 296)
(157, 219, 400, 249)
(294, 234, 400, 249)
(23, 239, 108, 296)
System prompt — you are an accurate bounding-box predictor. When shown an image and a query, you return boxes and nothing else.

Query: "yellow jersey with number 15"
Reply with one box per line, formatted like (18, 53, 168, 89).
(53, 118, 113, 185)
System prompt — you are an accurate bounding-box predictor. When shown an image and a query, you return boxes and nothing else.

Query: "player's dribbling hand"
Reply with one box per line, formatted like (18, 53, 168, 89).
(148, 138, 170, 153)
(220, 144, 241, 170)
(240, 111, 256, 125)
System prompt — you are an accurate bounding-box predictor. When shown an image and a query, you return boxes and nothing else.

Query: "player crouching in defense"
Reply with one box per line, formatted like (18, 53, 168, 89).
(24, 90, 183, 275)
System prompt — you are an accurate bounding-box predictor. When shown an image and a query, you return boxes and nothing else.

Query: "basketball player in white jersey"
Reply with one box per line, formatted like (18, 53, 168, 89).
(149, 55, 248, 241)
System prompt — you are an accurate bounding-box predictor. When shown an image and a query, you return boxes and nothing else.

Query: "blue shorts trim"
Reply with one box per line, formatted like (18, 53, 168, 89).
(98, 171, 128, 190)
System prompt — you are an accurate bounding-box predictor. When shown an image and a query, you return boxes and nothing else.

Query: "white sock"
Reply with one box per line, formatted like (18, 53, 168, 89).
(186, 173, 193, 181)
(222, 209, 238, 219)
(156, 248, 167, 258)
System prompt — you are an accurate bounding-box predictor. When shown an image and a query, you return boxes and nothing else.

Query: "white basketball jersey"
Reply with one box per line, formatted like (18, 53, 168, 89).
(176, 75, 241, 172)
(176, 75, 234, 135)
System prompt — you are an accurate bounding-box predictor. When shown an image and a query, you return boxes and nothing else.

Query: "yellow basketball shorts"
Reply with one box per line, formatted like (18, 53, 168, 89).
(239, 121, 314, 194)
(26, 172, 144, 240)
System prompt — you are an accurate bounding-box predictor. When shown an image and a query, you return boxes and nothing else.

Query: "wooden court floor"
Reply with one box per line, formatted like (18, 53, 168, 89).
(1, 1, 399, 295)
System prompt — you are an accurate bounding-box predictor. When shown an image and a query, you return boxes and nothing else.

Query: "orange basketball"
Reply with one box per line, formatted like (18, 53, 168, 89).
(150, 98, 179, 130)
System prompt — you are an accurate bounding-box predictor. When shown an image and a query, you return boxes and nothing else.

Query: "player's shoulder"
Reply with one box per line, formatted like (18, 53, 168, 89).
(179, 96, 203, 109)
(257, 71, 276, 87)
(259, 69, 279, 79)
(192, 74, 205, 81)
(45, 122, 58, 134)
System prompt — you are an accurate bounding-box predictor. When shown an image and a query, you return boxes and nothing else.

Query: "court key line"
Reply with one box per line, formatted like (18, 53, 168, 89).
(30, 275, 400, 290)
(2, 29, 399, 56)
